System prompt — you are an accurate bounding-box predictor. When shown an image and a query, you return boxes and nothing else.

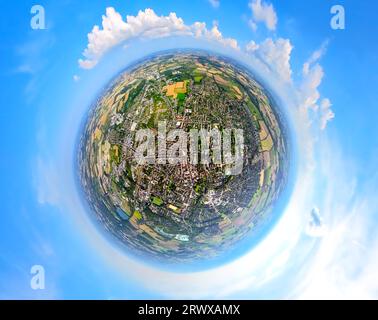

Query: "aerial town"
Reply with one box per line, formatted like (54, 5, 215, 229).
(78, 51, 289, 262)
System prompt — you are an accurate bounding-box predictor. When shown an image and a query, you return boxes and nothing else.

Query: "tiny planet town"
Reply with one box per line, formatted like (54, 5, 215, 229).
(78, 51, 289, 263)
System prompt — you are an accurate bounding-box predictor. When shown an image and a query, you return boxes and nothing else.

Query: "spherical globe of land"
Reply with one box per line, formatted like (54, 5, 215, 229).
(78, 51, 289, 263)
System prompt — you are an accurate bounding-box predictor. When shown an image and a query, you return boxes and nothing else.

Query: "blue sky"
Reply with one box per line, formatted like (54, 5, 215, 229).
(1, 0, 378, 299)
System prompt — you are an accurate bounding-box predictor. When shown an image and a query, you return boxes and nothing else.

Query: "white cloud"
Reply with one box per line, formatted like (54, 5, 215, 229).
(78, 59, 97, 69)
(79, 8, 238, 69)
(300, 62, 324, 111)
(306, 40, 329, 66)
(248, 0, 278, 31)
(319, 98, 335, 130)
(73, 74, 80, 82)
(208, 0, 220, 8)
(299, 43, 335, 130)
(245, 40, 259, 52)
(245, 38, 293, 83)
(193, 21, 239, 50)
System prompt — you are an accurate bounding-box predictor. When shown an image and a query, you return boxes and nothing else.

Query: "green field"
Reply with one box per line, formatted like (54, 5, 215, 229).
(194, 75, 203, 84)
(152, 196, 163, 206)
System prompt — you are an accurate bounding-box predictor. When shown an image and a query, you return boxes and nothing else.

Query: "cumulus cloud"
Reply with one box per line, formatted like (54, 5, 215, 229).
(245, 38, 293, 83)
(244, 38, 333, 131)
(208, 0, 220, 8)
(300, 62, 324, 111)
(299, 42, 335, 130)
(79, 8, 238, 69)
(194, 21, 239, 49)
(245, 40, 259, 52)
(248, 0, 278, 31)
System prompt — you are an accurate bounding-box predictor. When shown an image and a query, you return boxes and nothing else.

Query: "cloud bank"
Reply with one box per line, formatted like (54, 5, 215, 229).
(77, 6, 334, 130)
(78, 8, 238, 69)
